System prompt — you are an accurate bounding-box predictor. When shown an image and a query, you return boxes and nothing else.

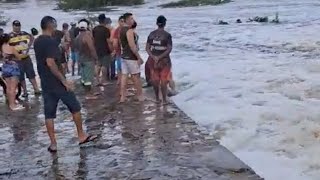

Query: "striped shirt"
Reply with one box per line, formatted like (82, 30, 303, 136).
(9, 31, 31, 59)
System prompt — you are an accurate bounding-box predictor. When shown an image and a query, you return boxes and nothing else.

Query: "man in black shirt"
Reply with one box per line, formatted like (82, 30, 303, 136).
(92, 14, 113, 86)
(34, 16, 97, 153)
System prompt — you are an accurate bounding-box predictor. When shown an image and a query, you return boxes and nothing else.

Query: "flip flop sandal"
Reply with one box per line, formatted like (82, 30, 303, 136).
(11, 105, 25, 111)
(34, 91, 42, 96)
(79, 135, 98, 145)
(47, 146, 57, 153)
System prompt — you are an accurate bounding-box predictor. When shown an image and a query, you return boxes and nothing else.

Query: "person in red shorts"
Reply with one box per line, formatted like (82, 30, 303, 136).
(146, 15, 172, 104)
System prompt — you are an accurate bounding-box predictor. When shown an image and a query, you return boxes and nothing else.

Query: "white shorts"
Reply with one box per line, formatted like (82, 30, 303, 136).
(121, 59, 140, 75)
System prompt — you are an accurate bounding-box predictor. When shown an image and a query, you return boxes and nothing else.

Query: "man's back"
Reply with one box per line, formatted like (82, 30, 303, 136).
(147, 29, 172, 57)
(92, 25, 110, 57)
(34, 35, 64, 92)
(75, 32, 91, 58)
(120, 26, 137, 60)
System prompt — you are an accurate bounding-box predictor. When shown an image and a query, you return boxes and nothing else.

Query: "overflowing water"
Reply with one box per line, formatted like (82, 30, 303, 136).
(2, 0, 320, 179)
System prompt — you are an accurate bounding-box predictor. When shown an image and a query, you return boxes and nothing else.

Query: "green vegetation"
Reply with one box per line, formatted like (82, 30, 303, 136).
(160, 0, 231, 8)
(58, 0, 144, 11)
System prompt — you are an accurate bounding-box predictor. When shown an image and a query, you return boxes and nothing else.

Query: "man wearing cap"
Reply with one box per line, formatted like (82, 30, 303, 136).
(34, 16, 98, 152)
(9, 20, 41, 97)
(119, 13, 144, 103)
(69, 22, 80, 76)
(76, 20, 99, 100)
(146, 15, 173, 104)
(92, 14, 113, 86)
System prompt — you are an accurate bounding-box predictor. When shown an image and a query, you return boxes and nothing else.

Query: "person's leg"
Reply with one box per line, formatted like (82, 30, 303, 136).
(25, 57, 40, 94)
(16, 82, 22, 100)
(160, 67, 171, 103)
(151, 70, 161, 102)
(128, 60, 143, 101)
(71, 52, 76, 76)
(119, 60, 129, 103)
(110, 57, 116, 80)
(60, 91, 88, 142)
(17, 61, 28, 96)
(95, 60, 102, 85)
(83, 61, 97, 99)
(102, 55, 111, 84)
(0, 77, 7, 96)
(116, 57, 122, 97)
(43, 92, 59, 151)
(6, 78, 15, 108)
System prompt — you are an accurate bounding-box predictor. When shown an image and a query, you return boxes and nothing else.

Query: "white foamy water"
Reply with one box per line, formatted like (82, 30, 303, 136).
(2, 0, 320, 179)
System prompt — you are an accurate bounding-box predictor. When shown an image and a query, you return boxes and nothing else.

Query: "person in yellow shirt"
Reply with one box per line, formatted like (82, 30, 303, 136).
(9, 20, 41, 97)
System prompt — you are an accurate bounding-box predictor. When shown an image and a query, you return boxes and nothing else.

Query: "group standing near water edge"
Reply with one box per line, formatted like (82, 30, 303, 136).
(0, 13, 177, 151)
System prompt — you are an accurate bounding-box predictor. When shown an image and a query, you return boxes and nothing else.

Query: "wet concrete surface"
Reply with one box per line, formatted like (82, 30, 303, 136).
(0, 82, 263, 180)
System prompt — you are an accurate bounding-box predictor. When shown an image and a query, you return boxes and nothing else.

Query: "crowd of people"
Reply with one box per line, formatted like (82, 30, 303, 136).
(0, 12, 177, 151)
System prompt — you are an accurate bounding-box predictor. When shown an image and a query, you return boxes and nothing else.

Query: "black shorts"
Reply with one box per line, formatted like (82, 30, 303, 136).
(43, 90, 81, 119)
(17, 56, 36, 81)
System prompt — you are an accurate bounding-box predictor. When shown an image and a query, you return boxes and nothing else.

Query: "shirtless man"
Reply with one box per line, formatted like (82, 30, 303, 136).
(111, 16, 125, 96)
(76, 20, 98, 100)
(119, 13, 144, 102)
(146, 16, 172, 104)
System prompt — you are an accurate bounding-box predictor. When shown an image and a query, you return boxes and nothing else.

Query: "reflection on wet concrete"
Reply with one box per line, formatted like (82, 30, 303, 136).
(0, 84, 262, 179)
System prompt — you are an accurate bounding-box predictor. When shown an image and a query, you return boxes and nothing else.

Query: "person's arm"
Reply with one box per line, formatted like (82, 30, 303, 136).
(145, 34, 155, 59)
(85, 33, 98, 61)
(106, 28, 113, 54)
(12, 47, 23, 60)
(126, 29, 141, 60)
(28, 33, 35, 47)
(45, 40, 68, 85)
(158, 34, 172, 60)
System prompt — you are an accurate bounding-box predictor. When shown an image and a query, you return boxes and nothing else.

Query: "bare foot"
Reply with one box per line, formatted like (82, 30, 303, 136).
(119, 97, 127, 103)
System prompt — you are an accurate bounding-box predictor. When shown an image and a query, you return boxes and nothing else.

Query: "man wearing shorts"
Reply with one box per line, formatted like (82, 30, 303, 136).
(76, 20, 99, 100)
(92, 14, 113, 86)
(9, 20, 41, 97)
(119, 13, 144, 103)
(34, 16, 97, 153)
(146, 16, 172, 104)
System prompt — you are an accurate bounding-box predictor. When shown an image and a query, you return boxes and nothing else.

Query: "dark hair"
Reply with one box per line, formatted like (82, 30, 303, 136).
(31, 28, 38, 36)
(98, 14, 106, 24)
(62, 23, 69, 29)
(118, 15, 124, 21)
(0, 33, 10, 47)
(157, 15, 167, 28)
(123, 13, 133, 22)
(132, 21, 137, 29)
(41, 16, 56, 30)
(79, 19, 90, 26)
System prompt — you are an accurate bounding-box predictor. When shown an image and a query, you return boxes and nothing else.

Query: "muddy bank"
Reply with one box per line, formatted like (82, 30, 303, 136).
(0, 82, 262, 179)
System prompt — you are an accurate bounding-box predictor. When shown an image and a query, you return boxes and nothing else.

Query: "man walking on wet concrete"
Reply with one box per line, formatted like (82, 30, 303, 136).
(34, 16, 97, 152)
(76, 20, 99, 100)
(119, 13, 144, 103)
(9, 20, 41, 98)
(93, 14, 113, 86)
(146, 16, 172, 104)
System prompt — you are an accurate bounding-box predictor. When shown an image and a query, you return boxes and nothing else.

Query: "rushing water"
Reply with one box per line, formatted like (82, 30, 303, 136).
(2, 0, 320, 179)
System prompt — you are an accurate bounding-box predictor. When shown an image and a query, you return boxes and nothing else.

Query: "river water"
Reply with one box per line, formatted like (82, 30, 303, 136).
(2, 0, 320, 179)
